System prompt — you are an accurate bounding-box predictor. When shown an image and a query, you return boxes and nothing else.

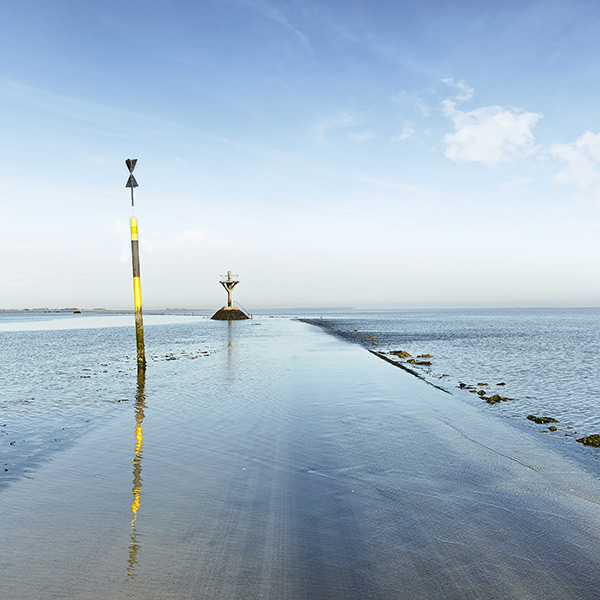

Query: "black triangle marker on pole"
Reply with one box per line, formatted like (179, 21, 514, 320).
(125, 158, 145, 372)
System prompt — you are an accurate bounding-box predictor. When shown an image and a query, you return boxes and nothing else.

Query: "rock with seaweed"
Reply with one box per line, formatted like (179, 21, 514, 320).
(576, 434, 600, 447)
(407, 358, 431, 366)
(527, 415, 558, 425)
(485, 394, 513, 404)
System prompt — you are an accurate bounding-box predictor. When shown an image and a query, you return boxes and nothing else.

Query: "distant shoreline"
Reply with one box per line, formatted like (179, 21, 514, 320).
(0, 308, 214, 314)
(2, 306, 599, 315)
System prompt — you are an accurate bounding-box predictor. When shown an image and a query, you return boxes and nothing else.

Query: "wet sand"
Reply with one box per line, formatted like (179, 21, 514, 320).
(2, 318, 600, 599)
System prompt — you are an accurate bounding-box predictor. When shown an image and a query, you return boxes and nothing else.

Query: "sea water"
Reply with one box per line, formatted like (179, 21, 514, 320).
(0, 312, 215, 484)
(1, 308, 599, 486)
(4, 311, 600, 600)
(296, 307, 600, 440)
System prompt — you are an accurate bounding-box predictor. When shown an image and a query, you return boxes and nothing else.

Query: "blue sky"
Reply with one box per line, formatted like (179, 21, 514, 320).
(1, 0, 600, 309)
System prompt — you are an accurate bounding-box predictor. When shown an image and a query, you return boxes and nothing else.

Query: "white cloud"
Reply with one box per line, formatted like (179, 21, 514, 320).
(441, 79, 542, 165)
(550, 131, 600, 195)
(391, 126, 415, 142)
(443, 106, 541, 164)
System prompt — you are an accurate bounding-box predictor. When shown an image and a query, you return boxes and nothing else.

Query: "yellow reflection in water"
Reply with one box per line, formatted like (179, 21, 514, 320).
(128, 369, 146, 580)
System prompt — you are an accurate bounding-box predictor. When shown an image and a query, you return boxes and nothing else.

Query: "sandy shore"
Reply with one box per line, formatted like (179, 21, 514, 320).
(2, 318, 600, 599)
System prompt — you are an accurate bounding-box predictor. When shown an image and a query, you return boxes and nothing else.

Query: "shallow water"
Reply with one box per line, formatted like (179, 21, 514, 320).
(302, 308, 600, 437)
(2, 308, 600, 486)
(0, 313, 216, 483)
(2, 315, 600, 599)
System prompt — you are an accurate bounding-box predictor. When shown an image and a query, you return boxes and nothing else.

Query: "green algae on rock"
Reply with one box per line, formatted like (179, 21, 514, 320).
(485, 394, 514, 404)
(527, 415, 558, 425)
(576, 434, 600, 447)
(407, 358, 431, 366)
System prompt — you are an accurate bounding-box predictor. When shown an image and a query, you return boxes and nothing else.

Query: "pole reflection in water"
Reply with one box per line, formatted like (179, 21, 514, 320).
(226, 320, 234, 379)
(128, 368, 146, 580)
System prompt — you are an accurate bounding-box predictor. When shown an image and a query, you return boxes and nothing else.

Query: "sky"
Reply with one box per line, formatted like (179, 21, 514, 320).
(1, 0, 600, 309)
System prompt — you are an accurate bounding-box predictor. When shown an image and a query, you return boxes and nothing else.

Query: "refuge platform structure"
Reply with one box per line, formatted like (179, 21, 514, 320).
(211, 271, 250, 320)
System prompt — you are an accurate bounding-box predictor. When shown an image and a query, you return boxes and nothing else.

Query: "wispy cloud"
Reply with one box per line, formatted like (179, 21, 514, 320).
(441, 79, 541, 165)
(441, 78, 474, 103)
(348, 130, 375, 142)
(0, 77, 310, 163)
(312, 111, 364, 144)
(550, 131, 600, 197)
(391, 90, 432, 117)
(145, 228, 232, 253)
(0, 77, 180, 146)
(391, 126, 415, 142)
(500, 176, 537, 190)
(226, 0, 312, 51)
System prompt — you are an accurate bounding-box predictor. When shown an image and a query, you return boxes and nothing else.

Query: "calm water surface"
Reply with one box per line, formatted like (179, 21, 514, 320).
(303, 307, 600, 437)
(0, 313, 215, 484)
(2, 308, 599, 486)
(4, 313, 600, 600)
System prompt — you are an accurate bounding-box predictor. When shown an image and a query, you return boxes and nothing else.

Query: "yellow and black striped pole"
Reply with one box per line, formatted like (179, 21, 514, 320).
(126, 159, 146, 371)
